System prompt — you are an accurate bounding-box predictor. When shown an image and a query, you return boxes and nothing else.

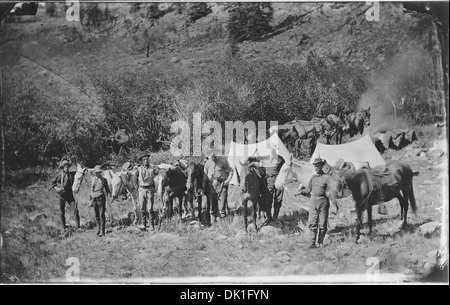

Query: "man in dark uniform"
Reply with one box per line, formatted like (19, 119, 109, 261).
(90, 165, 111, 237)
(51, 159, 80, 232)
(299, 158, 332, 249)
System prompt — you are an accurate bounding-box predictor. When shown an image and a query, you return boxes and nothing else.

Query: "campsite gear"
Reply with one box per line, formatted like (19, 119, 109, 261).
(310, 135, 386, 169)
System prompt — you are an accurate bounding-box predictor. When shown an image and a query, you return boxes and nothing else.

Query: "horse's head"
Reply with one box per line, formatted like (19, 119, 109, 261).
(185, 162, 198, 190)
(362, 107, 371, 127)
(72, 163, 89, 194)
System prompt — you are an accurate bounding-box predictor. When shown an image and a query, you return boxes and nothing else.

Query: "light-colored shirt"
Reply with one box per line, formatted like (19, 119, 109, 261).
(204, 157, 233, 182)
(136, 165, 158, 188)
(91, 176, 110, 198)
(307, 173, 332, 198)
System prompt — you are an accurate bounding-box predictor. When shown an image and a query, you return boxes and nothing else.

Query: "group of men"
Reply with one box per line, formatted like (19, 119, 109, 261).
(52, 160, 110, 237)
(51, 151, 334, 249)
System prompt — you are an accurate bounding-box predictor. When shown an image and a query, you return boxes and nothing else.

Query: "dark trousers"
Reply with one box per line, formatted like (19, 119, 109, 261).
(59, 192, 80, 229)
(93, 194, 106, 234)
(207, 183, 229, 218)
(267, 176, 283, 219)
(307, 197, 330, 245)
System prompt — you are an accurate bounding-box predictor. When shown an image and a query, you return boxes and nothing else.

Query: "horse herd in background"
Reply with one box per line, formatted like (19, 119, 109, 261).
(273, 107, 371, 158)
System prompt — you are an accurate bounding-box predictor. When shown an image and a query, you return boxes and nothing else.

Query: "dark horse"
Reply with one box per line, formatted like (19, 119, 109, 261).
(238, 159, 273, 232)
(185, 162, 209, 223)
(159, 166, 187, 219)
(347, 107, 371, 137)
(333, 161, 418, 242)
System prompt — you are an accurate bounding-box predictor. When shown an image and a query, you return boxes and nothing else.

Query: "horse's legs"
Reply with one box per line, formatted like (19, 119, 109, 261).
(397, 195, 405, 222)
(178, 195, 184, 219)
(253, 201, 258, 232)
(197, 194, 202, 224)
(243, 198, 248, 232)
(401, 194, 409, 229)
(355, 207, 363, 243)
(367, 204, 373, 234)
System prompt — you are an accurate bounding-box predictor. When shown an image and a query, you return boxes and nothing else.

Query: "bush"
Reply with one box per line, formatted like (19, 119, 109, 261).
(187, 3, 212, 23)
(228, 3, 273, 43)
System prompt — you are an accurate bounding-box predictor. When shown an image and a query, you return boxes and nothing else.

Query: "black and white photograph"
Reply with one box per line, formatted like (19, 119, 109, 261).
(0, 0, 448, 286)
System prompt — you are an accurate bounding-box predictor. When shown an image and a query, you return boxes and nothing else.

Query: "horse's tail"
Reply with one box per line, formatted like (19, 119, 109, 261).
(409, 178, 417, 214)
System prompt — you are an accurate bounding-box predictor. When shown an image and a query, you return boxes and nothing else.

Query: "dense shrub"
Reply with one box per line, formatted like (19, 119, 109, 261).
(187, 3, 212, 23)
(228, 3, 273, 43)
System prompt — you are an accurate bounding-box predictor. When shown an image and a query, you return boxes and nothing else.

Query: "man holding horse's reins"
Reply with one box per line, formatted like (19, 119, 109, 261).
(203, 148, 234, 223)
(51, 159, 80, 233)
(134, 151, 159, 231)
(299, 158, 333, 249)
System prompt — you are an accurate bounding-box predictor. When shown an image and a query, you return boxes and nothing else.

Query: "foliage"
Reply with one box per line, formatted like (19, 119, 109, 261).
(92, 70, 175, 154)
(187, 3, 212, 23)
(228, 3, 273, 43)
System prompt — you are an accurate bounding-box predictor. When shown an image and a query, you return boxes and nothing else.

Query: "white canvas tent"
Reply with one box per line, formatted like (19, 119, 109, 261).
(226, 133, 292, 185)
(310, 135, 386, 168)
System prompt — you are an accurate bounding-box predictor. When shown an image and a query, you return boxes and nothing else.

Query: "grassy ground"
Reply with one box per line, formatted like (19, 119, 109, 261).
(1, 134, 447, 283)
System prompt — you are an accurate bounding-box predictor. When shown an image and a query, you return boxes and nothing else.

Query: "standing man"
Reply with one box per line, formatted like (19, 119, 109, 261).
(299, 158, 332, 249)
(90, 165, 111, 237)
(51, 159, 80, 232)
(203, 148, 234, 224)
(249, 153, 285, 223)
(134, 151, 159, 230)
(265, 155, 285, 221)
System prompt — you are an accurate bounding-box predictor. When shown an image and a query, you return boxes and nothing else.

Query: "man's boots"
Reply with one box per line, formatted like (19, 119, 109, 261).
(96, 218, 101, 236)
(101, 218, 106, 236)
(142, 213, 148, 230)
(75, 214, 81, 229)
(318, 229, 327, 247)
(61, 215, 67, 232)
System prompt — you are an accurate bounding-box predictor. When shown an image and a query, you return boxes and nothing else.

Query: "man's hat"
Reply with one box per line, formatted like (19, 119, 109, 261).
(205, 147, 223, 158)
(93, 165, 103, 173)
(138, 151, 151, 160)
(313, 158, 325, 165)
(59, 160, 72, 169)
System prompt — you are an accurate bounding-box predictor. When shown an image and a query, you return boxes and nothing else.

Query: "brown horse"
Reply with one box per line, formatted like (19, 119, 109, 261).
(238, 159, 272, 232)
(332, 161, 418, 242)
(159, 166, 187, 219)
(347, 107, 371, 137)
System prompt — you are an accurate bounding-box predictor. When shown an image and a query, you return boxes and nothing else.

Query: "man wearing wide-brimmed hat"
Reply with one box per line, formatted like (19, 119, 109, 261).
(203, 146, 234, 224)
(51, 159, 80, 232)
(90, 165, 111, 237)
(134, 151, 159, 230)
(299, 157, 333, 249)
